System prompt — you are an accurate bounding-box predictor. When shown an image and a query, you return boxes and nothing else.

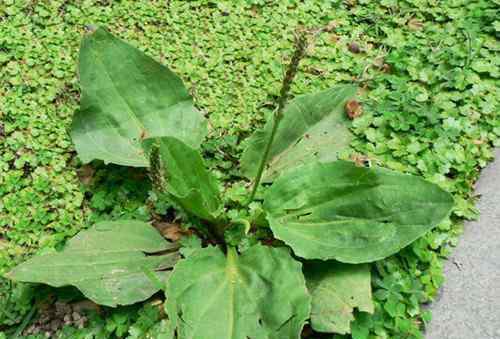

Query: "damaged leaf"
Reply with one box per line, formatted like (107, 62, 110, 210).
(305, 261, 373, 334)
(71, 27, 207, 167)
(241, 85, 356, 182)
(165, 245, 311, 339)
(7, 220, 179, 307)
(264, 161, 454, 263)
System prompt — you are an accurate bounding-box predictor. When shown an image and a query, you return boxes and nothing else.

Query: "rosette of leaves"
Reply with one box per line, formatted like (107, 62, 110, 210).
(7, 28, 454, 338)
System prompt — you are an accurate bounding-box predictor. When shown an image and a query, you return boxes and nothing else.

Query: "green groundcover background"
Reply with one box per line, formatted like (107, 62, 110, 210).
(0, 0, 498, 338)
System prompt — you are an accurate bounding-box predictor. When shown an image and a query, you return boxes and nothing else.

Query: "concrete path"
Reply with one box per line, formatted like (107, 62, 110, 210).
(426, 149, 500, 339)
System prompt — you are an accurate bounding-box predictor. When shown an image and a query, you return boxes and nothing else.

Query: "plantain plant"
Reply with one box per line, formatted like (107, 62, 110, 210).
(6, 27, 454, 338)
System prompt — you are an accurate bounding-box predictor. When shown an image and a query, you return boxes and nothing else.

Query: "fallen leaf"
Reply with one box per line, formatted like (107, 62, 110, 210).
(76, 164, 95, 186)
(329, 33, 340, 44)
(0, 237, 7, 250)
(345, 99, 363, 119)
(350, 154, 371, 167)
(373, 56, 385, 68)
(324, 20, 338, 32)
(408, 18, 424, 31)
(348, 42, 361, 54)
(153, 222, 185, 241)
(139, 129, 149, 141)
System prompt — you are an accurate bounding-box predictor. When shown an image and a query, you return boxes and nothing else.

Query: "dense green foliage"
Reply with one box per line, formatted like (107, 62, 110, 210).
(1, 0, 498, 338)
(6, 27, 453, 338)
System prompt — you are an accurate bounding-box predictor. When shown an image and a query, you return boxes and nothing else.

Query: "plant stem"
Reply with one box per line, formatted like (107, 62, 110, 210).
(246, 29, 309, 204)
(12, 305, 36, 338)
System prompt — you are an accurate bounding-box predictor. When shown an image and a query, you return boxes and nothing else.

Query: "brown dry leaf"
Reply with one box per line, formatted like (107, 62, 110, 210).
(373, 57, 391, 73)
(348, 42, 361, 54)
(0, 237, 7, 250)
(139, 128, 149, 141)
(324, 20, 338, 32)
(153, 222, 184, 241)
(373, 56, 385, 68)
(329, 33, 340, 44)
(76, 164, 95, 186)
(408, 18, 424, 31)
(345, 100, 363, 119)
(350, 154, 371, 167)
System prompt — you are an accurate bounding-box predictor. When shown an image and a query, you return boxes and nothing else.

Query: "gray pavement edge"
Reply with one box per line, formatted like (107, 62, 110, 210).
(425, 149, 500, 339)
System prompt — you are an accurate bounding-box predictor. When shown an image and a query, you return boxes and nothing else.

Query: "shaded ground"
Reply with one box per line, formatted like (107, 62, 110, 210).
(426, 149, 500, 339)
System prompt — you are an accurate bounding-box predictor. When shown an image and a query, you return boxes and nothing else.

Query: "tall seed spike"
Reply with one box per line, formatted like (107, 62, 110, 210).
(247, 27, 314, 204)
(148, 141, 166, 194)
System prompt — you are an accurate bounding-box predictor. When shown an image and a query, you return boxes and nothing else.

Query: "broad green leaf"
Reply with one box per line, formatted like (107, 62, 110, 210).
(264, 161, 454, 263)
(305, 261, 373, 334)
(7, 220, 179, 307)
(165, 245, 311, 339)
(240, 85, 356, 182)
(155, 137, 222, 221)
(71, 27, 207, 167)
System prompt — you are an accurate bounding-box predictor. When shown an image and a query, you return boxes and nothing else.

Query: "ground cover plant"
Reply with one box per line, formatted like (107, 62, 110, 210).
(6, 26, 454, 338)
(0, 1, 498, 338)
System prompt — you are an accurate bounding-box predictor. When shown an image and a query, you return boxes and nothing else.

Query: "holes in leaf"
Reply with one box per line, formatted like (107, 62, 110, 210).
(293, 136, 304, 147)
(277, 314, 296, 331)
(297, 212, 312, 220)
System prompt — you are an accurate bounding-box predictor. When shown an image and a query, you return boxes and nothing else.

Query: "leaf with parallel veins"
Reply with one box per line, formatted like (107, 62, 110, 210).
(7, 220, 179, 307)
(240, 85, 356, 182)
(165, 245, 311, 339)
(71, 27, 207, 167)
(264, 160, 454, 263)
